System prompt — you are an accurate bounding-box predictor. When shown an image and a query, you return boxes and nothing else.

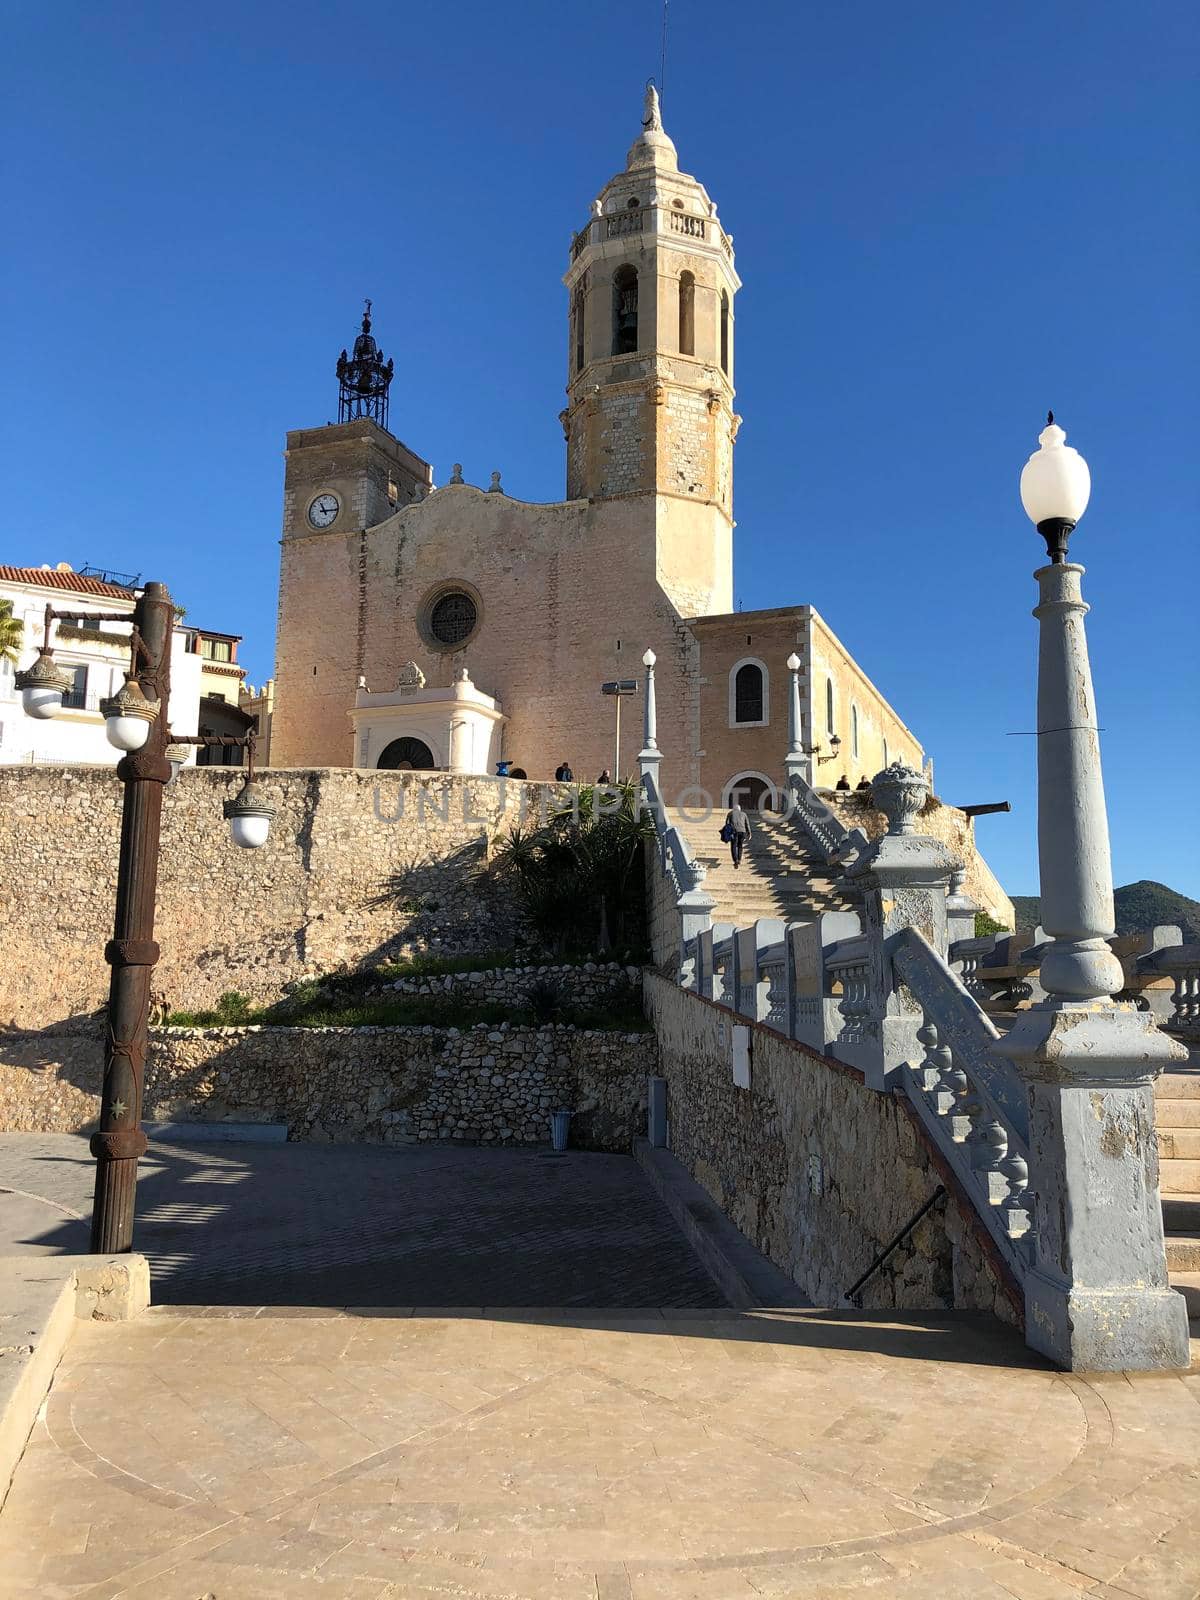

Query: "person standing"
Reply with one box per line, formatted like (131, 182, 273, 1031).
(555, 760, 574, 782)
(723, 799, 752, 868)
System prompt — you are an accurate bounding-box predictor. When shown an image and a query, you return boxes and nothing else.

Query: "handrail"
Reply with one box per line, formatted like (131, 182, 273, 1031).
(641, 767, 696, 896)
(843, 1186, 946, 1307)
(783, 770, 869, 869)
(893, 927, 1027, 1141)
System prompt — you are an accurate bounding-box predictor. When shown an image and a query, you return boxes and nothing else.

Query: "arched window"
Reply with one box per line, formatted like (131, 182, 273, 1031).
(720, 290, 730, 374)
(825, 676, 835, 736)
(730, 658, 768, 726)
(678, 271, 695, 356)
(572, 284, 586, 374)
(851, 704, 859, 758)
(882, 737, 889, 768)
(612, 265, 638, 355)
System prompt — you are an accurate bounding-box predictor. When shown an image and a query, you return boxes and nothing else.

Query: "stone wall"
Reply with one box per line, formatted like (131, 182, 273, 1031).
(644, 973, 1019, 1321)
(0, 768, 559, 1029)
(0, 1023, 656, 1151)
(380, 961, 640, 1010)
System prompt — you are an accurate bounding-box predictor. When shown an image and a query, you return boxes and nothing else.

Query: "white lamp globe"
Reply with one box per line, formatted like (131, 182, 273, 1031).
(786, 652, 801, 672)
(105, 713, 152, 753)
(229, 811, 271, 849)
(101, 677, 159, 753)
(22, 683, 63, 720)
(1020, 415, 1091, 527)
(642, 648, 656, 667)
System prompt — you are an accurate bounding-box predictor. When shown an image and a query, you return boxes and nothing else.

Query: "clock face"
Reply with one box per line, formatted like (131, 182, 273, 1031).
(308, 493, 340, 529)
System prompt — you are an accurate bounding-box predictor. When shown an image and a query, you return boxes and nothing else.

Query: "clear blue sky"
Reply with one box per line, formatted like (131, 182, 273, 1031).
(5, 1, 1197, 899)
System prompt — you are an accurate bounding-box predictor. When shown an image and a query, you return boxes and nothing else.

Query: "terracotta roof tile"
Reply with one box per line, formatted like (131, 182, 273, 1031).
(0, 567, 137, 600)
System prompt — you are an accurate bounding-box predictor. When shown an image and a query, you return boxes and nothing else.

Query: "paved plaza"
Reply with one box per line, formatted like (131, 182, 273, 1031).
(0, 1134, 726, 1309)
(3, 1136, 1200, 1598)
(3, 1306, 1200, 1599)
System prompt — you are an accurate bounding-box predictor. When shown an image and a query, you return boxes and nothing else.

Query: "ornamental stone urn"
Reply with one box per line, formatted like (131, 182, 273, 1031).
(871, 762, 928, 835)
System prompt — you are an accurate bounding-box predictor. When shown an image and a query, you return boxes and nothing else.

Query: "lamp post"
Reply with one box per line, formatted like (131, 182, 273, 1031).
(600, 678, 638, 782)
(783, 652, 807, 784)
(998, 416, 1189, 1371)
(641, 649, 658, 756)
(16, 583, 275, 1254)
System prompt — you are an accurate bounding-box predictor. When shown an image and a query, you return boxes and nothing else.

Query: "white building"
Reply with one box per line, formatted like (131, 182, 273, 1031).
(0, 565, 203, 767)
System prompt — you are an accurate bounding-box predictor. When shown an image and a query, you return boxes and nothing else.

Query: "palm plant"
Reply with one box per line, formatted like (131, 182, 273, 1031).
(0, 600, 23, 667)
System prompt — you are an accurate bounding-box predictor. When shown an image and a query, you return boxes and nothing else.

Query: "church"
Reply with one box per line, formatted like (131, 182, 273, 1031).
(270, 88, 925, 808)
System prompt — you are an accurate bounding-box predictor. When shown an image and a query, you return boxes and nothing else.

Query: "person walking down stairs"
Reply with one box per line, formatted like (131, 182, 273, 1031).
(722, 801, 752, 869)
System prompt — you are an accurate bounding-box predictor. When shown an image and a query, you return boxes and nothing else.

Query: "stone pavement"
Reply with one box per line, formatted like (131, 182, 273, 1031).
(3, 1306, 1200, 1599)
(0, 1134, 726, 1309)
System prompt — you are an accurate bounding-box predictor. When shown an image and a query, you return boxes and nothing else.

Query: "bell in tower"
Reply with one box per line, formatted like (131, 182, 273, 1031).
(336, 300, 395, 431)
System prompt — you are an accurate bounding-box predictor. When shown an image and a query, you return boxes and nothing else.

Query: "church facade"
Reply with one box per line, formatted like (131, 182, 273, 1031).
(270, 89, 924, 807)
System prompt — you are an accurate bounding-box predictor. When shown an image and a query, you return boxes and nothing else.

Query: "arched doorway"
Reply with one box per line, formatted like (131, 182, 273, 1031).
(723, 772, 777, 813)
(378, 737, 436, 771)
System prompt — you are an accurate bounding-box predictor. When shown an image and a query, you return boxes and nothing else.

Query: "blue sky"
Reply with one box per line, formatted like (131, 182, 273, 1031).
(5, 1, 1198, 899)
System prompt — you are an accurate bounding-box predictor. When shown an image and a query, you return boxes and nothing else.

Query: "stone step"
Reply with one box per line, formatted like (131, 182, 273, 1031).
(1155, 1071, 1200, 1101)
(1159, 1129, 1200, 1161)
(1159, 1160, 1200, 1195)
(1166, 1235, 1200, 1272)
(1156, 1100, 1200, 1130)
(1170, 1273, 1200, 1320)
(1162, 1194, 1200, 1232)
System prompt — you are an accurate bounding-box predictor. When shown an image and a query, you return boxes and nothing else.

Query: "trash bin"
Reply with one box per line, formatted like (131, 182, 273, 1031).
(550, 1109, 572, 1152)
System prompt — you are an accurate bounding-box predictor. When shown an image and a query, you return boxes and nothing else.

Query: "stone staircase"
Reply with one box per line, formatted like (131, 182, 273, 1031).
(666, 807, 856, 929)
(1156, 1057, 1200, 1328)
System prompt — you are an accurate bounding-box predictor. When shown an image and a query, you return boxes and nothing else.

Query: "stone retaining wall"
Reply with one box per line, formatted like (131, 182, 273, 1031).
(644, 972, 1018, 1321)
(0, 768, 561, 1029)
(379, 962, 640, 1010)
(0, 1024, 656, 1151)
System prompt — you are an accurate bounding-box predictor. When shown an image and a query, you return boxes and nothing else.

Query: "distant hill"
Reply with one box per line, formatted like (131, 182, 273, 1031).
(1009, 881, 1200, 939)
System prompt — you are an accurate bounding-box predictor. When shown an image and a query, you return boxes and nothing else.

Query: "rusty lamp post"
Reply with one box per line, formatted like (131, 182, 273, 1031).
(15, 582, 274, 1253)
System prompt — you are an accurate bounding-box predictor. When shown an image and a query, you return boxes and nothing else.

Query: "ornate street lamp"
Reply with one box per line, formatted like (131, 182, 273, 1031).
(999, 416, 1189, 1371)
(784, 652, 806, 783)
(168, 729, 275, 848)
(16, 582, 273, 1254)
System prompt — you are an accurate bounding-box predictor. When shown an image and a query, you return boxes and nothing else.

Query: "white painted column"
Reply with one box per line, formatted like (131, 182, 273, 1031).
(1030, 562, 1125, 1000)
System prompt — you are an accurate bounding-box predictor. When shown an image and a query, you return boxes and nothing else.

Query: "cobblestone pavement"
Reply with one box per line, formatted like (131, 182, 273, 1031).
(4, 1307, 1200, 1599)
(0, 1133, 726, 1309)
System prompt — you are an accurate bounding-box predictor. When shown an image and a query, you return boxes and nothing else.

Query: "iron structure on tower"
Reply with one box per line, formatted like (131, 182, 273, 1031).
(336, 300, 394, 429)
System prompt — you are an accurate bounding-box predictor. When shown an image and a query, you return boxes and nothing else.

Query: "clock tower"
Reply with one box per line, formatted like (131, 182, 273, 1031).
(272, 306, 433, 767)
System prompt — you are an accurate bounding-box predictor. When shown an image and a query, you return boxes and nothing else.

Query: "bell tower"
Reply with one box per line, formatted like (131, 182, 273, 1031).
(562, 85, 741, 536)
